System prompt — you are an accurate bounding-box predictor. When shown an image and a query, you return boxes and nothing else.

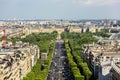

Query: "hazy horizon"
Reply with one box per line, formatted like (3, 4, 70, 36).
(0, 0, 120, 20)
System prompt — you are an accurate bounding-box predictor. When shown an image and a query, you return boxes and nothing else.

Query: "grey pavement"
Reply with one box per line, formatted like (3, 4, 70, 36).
(47, 39, 73, 80)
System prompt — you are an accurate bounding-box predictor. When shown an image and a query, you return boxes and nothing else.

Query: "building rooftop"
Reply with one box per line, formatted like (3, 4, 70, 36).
(101, 60, 111, 66)
(112, 62, 120, 74)
(109, 33, 120, 40)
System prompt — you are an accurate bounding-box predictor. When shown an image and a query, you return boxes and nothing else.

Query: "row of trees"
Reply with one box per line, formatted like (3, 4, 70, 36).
(10, 31, 58, 53)
(23, 41, 55, 80)
(37, 41, 55, 80)
(93, 29, 111, 38)
(71, 51, 92, 80)
(64, 40, 84, 80)
(9, 31, 58, 80)
(61, 32, 98, 47)
(23, 59, 41, 80)
(62, 32, 98, 80)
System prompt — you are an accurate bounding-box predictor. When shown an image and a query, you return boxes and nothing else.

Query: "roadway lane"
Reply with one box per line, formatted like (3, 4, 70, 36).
(47, 39, 73, 80)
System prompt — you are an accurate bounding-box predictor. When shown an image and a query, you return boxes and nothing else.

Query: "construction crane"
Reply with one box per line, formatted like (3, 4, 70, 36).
(2, 27, 7, 48)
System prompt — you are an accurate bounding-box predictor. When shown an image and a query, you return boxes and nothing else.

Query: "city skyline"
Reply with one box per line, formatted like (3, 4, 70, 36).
(0, 0, 120, 20)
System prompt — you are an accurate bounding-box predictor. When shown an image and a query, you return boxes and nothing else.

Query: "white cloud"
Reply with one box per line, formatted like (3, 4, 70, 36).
(73, 0, 120, 5)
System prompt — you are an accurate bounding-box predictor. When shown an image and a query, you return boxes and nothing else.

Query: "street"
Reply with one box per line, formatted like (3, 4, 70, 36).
(47, 39, 73, 80)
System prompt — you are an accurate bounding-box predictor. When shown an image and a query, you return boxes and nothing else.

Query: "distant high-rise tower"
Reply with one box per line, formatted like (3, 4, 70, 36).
(103, 19, 111, 27)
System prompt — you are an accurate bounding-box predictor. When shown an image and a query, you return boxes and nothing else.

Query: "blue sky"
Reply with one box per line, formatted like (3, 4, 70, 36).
(0, 0, 120, 20)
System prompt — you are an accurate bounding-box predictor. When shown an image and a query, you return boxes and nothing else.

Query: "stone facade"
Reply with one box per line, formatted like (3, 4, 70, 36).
(82, 39, 120, 79)
(0, 42, 39, 80)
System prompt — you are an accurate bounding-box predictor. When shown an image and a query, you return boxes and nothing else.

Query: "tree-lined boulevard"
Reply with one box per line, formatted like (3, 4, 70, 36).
(9, 30, 110, 80)
(47, 40, 73, 80)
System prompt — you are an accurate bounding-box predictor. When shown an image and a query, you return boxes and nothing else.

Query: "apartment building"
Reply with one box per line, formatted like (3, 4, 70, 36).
(0, 41, 39, 80)
(82, 38, 120, 79)
(111, 60, 120, 80)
